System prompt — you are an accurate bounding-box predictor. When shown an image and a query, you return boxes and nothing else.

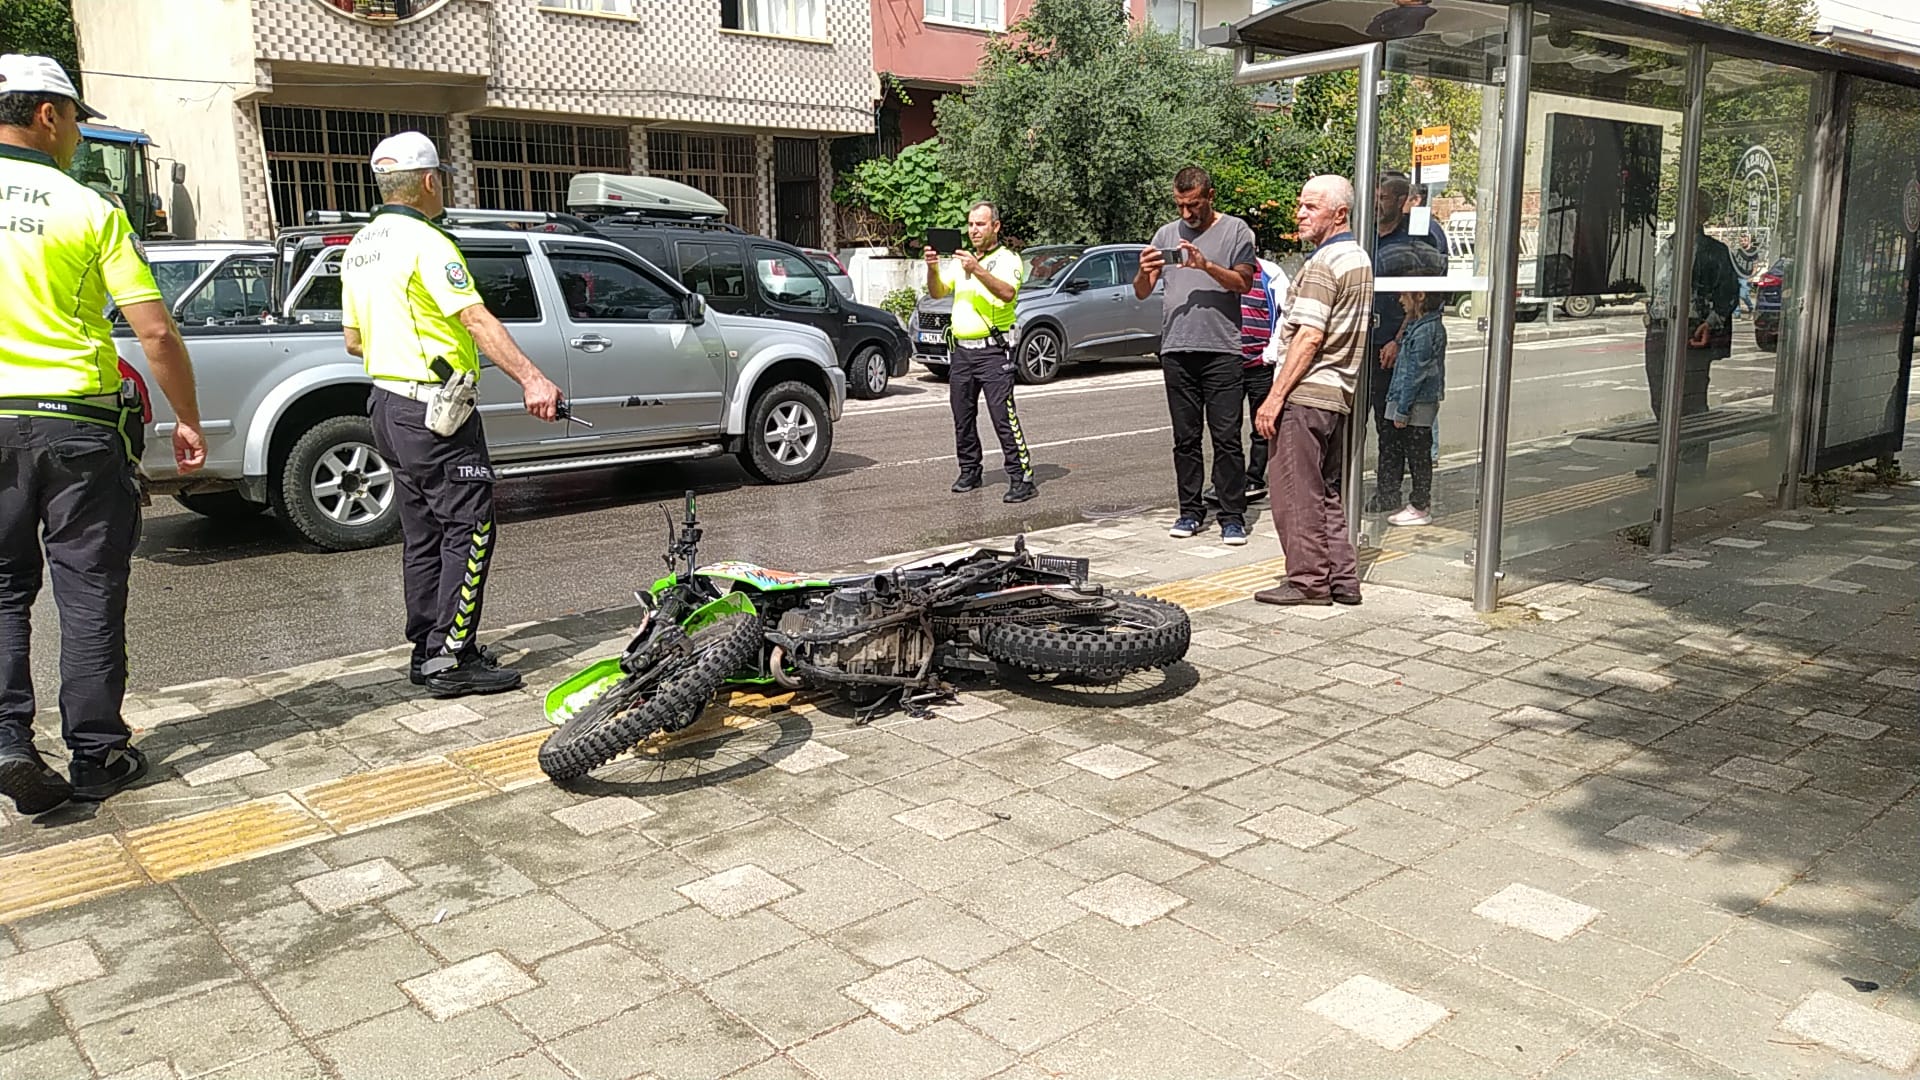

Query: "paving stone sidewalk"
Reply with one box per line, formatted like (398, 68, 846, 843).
(1, 473, 1916, 1080)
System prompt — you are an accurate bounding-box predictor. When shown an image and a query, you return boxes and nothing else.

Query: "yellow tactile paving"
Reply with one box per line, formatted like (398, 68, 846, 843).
(124, 793, 332, 882)
(0, 834, 147, 922)
(448, 732, 550, 792)
(1140, 579, 1248, 611)
(295, 758, 492, 833)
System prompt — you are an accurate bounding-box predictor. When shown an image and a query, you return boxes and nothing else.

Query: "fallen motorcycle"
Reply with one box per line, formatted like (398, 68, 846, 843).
(538, 492, 1190, 780)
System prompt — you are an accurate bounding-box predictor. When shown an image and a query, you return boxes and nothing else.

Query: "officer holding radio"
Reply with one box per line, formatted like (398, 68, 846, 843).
(0, 55, 205, 814)
(341, 131, 564, 698)
(924, 201, 1036, 504)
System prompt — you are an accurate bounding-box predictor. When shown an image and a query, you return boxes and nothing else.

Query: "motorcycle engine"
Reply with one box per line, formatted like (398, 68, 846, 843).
(777, 581, 930, 678)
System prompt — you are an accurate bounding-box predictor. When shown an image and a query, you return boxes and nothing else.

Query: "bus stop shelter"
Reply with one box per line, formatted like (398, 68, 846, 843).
(1203, 0, 1920, 610)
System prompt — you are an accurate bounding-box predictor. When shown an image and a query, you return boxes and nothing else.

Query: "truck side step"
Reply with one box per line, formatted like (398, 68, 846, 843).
(495, 444, 724, 478)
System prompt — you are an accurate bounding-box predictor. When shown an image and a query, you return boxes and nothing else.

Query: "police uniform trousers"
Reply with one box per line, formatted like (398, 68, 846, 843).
(950, 340, 1032, 481)
(0, 414, 142, 762)
(368, 389, 498, 662)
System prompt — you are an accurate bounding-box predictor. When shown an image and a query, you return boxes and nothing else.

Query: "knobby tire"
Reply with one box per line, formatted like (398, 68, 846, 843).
(981, 590, 1190, 679)
(538, 613, 763, 781)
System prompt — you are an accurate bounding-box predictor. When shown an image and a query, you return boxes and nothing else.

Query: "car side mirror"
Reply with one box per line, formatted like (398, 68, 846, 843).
(685, 292, 708, 325)
(1063, 278, 1090, 294)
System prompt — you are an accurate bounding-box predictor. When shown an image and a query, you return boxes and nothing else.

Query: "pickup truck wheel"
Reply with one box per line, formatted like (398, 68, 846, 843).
(849, 345, 890, 400)
(739, 381, 833, 484)
(274, 416, 402, 551)
(174, 491, 268, 519)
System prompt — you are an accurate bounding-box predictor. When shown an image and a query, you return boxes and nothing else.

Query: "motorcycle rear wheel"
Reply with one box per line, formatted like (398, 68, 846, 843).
(538, 613, 763, 781)
(982, 590, 1190, 680)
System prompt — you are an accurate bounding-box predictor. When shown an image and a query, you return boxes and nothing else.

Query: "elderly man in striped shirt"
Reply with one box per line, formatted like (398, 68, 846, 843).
(1254, 175, 1376, 606)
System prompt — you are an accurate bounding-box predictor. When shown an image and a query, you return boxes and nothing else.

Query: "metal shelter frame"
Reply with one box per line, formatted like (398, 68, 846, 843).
(1205, 0, 1920, 612)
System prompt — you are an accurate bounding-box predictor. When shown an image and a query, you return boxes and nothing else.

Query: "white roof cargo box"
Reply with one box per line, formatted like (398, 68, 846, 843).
(567, 173, 728, 219)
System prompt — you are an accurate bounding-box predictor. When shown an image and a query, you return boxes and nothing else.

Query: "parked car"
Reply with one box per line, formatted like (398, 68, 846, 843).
(1752, 256, 1791, 352)
(802, 247, 856, 300)
(564, 175, 909, 399)
(119, 212, 846, 551)
(110, 240, 273, 323)
(909, 244, 1161, 385)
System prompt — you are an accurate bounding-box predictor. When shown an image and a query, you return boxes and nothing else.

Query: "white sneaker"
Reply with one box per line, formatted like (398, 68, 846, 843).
(1387, 505, 1432, 527)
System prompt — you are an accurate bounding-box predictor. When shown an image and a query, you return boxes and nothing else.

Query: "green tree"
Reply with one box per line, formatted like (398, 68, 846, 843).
(841, 139, 971, 252)
(1698, 0, 1818, 42)
(934, 0, 1255, 245)
(0, 0, 81, 91)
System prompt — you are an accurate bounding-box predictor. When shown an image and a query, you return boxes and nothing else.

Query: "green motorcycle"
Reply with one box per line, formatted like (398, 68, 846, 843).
(538, 493, 1190, 780)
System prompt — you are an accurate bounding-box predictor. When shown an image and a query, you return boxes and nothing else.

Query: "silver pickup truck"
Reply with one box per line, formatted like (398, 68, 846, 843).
(123, 213, 845, 551)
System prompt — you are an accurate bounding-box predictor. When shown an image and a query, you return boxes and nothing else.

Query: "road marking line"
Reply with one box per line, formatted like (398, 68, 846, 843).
(852, 425, 1174, 472)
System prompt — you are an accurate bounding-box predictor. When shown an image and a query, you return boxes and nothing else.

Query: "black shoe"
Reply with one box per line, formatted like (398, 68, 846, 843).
(1255, 586, 1332, 607)
(1201, 486, 1221, 507)
(1332, 588, 1363, 606)
(69, 746, 149, 802)
(0, 749, 74, 815)
(1634, 464, 1656, 478)
(410, 643, 501, 686)
(422, 650, 524, 698)
(1245, 484, 1268, 503)
(952, 472, 984, 493)
(1003, 479, 1037, 504)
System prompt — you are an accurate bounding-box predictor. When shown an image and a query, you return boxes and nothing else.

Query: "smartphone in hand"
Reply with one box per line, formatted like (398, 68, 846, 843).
(927, 228, 965, 255)
(1158, 246, 1187, 266)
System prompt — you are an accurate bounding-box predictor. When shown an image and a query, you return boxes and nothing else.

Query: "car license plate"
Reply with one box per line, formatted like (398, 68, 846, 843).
(915, 331, 944, 345)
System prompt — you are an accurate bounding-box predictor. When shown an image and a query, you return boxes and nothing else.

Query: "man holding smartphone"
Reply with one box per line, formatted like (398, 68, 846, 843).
(1137, 166, 1259, 545)
(925, 202, 1035, 503)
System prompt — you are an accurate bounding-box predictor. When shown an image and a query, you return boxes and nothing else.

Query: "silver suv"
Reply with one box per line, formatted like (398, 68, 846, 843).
(117, 211, 845, 551)
(910, 244, 1163, 384)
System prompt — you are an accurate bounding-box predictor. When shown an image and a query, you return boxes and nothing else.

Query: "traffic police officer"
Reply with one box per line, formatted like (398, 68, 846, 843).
(924, 201, 1036, 503)
(0, 55, 206, 815)
(340, 131, 564, 697)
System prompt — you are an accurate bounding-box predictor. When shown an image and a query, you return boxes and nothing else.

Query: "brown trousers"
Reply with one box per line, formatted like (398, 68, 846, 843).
(1269, 402, 1359, 597)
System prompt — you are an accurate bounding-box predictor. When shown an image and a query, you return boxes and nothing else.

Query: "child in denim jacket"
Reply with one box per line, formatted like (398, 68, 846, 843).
(1382, 291, 1446, 526)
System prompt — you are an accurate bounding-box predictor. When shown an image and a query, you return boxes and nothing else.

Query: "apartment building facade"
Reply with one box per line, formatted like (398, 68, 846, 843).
(73, 0, 877, 245)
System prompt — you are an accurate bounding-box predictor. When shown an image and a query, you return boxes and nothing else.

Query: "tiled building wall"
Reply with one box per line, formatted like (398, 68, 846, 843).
(251, 0, 875, 134)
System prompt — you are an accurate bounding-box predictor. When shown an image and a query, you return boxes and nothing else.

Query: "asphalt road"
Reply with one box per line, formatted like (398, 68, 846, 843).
(24, 312, 1785, 691)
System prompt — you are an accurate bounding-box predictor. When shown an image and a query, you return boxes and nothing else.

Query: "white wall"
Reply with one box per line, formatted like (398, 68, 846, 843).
(73, 0, 257, 239)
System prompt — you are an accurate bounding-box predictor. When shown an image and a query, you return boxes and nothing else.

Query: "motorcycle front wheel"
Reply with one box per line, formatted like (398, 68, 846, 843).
(538, 613, 763, 781)
(981, 590, 1190, 680)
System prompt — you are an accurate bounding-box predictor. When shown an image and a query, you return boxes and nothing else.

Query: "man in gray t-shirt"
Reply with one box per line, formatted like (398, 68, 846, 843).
(1136, 166, 1259, 543)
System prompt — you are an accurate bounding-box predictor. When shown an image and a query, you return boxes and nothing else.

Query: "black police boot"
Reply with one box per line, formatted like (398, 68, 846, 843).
(411, 643, 501, 686)
(0, 747, 74, 816)
(422, 649, 524, 699)
(952, 471, 984, 493)
(69, 746, 150, 802)
(1004, 479, 1037, 504)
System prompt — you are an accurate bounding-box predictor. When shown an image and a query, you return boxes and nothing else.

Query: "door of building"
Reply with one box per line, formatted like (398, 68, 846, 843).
(773, 137, 821, 249)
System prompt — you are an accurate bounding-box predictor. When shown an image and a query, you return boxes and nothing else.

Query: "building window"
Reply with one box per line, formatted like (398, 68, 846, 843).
(923, 0, 1003, 32)
(720, 0, 825, 38)
(648, 131, 760, 229)
(470, 118, 629, 214)
(535, 0, 636, 15)
(1147, 0, 1198, 48)
(260, 106, 448, 227)
(313, 1, 446, 22)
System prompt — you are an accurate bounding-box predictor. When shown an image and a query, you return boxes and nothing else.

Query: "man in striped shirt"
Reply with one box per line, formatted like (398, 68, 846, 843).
(1254, 175, 1375, 606)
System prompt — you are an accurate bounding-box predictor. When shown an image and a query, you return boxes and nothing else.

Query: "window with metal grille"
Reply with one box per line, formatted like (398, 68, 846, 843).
(259, 107, 448, 227)
(470, 118, 629, 214)
(648, 130, 760, 230)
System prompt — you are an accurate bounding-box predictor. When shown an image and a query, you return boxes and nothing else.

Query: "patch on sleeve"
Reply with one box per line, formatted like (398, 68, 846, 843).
(445, 261, 472, 290)
(131, 237, 149, 265)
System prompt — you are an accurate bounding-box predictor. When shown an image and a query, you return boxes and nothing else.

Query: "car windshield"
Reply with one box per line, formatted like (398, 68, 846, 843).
(1023, 248, 1085, 290)
(151, 259, 214, 309)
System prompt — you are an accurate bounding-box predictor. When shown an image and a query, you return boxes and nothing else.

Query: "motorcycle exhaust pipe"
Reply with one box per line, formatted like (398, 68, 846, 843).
(768, 645, 805, 690)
